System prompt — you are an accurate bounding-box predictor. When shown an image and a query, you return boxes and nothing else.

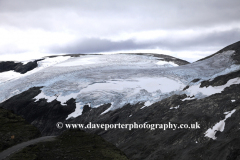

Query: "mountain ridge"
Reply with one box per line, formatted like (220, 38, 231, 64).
(197, 40, 240, 63)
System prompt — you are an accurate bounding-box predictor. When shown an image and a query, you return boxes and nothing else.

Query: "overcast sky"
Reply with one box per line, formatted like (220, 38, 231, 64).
(0, 0, 240, 62)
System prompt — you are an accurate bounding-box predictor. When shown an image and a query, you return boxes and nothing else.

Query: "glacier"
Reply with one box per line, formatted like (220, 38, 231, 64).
(0, 51, 240, 118)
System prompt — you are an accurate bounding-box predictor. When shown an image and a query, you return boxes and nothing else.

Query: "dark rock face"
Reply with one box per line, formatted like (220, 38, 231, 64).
(183, 85, 190, 91)
(82, 104, 91, 114)
(192, 78, 201, 83)
(0, 87, 76, 136)
(1, 81, 240, 160)
(0, 59, 43, 74)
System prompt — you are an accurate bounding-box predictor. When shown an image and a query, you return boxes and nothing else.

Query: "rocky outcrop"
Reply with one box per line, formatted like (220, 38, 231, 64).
(0, 87, 76, 136)
(0, 59, 42, 74)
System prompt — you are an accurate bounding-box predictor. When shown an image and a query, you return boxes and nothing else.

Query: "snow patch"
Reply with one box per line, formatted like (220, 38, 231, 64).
(204, 109, 236, 140)
(170, 105, 180, 109)
(92, 104, 104, 108)
(0, 71, 22, 83)
(141, 101, 153, 109)
(156, 61, 178, 67)
(56, 92, 79, 105)
(140, 106, 147, 109)
(56, 56, 100, 66)
(181, 96, 196, 101)
(186, 77, 240, 98)
(101, 102, 114, 115)
(34, 92, 57, 103)
(144, 101, 154, 106)
(34, 91, 79, 105)
(66, 103, 83, 120)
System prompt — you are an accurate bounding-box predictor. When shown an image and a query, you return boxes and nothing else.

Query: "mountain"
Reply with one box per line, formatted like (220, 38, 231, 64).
(0, 41, 240, 159)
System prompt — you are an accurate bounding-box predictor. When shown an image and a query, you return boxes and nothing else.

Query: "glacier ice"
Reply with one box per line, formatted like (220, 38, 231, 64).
(0, 51, 239, 119)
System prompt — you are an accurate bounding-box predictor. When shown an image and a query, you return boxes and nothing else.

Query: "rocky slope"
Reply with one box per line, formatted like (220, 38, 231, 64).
(0, 87, 76, 136)
(0, 107, 41, 152)
(1, 41, 240, 159)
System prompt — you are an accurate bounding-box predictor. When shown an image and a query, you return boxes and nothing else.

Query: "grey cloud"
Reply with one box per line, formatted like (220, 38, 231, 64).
(1, 0, 240, 31)
(152, 28, 240, 51)
(50, 38, 144, 54)
(1, 0, 240, 57)
(50, 28, 240, 54)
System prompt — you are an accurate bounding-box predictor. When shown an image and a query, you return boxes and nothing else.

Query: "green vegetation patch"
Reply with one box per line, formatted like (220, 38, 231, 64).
(10, 129, 129, 160)
(0, 107, 41, 152)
